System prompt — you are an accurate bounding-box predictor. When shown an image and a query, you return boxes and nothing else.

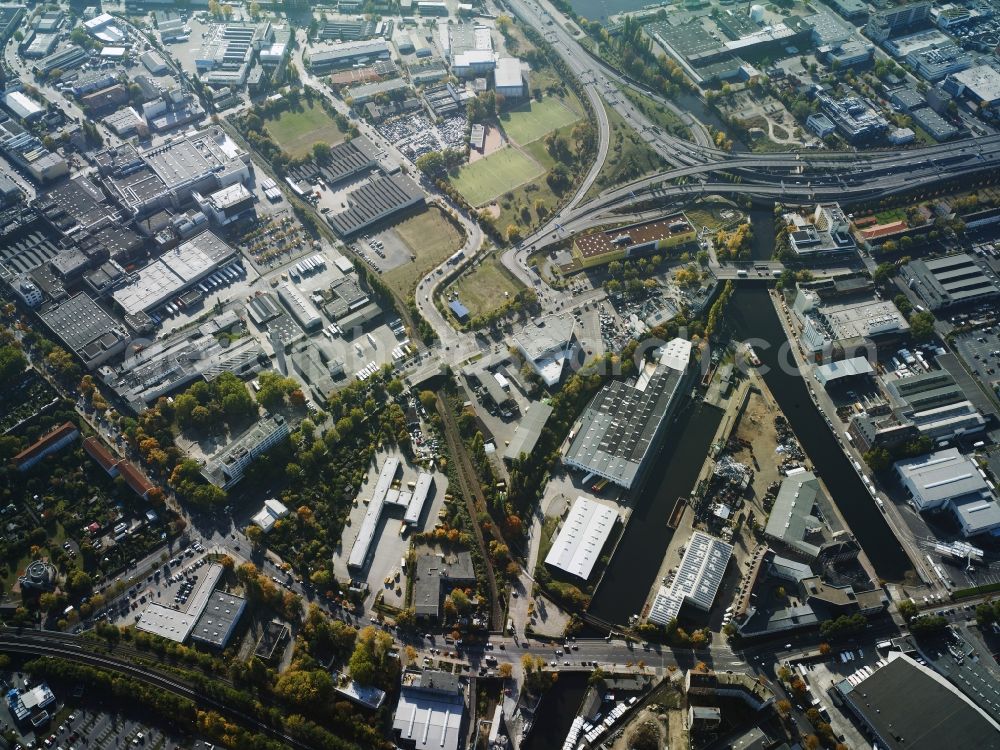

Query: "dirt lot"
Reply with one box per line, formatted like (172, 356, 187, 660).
(469, 124, 506, 163)
(731, 374, 790, 519)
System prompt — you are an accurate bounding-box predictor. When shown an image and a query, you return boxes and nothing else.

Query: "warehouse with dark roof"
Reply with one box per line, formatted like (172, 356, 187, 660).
(835, 652, 1000, 749)
(326, 172, 424, 238)
(285, 135, 380, 187)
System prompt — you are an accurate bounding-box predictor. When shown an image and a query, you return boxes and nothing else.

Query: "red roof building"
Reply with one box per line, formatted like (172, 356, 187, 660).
(14, 422, 80, 471)
(116, 461, 156, 500)
(83, 436, 120, 476)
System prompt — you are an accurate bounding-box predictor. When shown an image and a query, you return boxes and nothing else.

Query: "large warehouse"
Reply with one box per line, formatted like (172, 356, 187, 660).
(834, 652, 1000, 749)
(648, 531, 733, 625)
(39, 292, 130, 368)
(895, 448, 1000, 537)
(326, 173, 424, 238)
(563, 338, 692, 489)
(900, 253, 1000, 309)
(112, 231, 237, 316)
(544, 497, 618, 581)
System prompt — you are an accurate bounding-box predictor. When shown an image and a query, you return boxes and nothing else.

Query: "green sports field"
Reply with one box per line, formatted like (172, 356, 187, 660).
(501, 98, 581, 145)
(264, 102, 346, 158)
(452, 147, 544, 207)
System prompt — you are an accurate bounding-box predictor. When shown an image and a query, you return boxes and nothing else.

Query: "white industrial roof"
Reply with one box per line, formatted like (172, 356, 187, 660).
(658, 337, 692, 372)
(348, 457, 399, 568)
(544, 497, 617, 580)
(647, 531, 732, 625)
(3, 91, 43, 120)
(815, 356, 874, 385)
(404, 472, 434, 525)
(495, 57, 523, 89)
(136, 563, 224, 642)
(896, 448, 992, 510)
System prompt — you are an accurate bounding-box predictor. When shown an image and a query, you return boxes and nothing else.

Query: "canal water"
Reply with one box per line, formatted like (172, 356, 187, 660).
(588, 400, 724, 624)
(727, 286, 912, 582)
(522, 672, 590, 750)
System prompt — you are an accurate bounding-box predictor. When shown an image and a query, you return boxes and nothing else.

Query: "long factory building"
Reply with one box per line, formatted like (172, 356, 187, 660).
(348, 457, 435, 570)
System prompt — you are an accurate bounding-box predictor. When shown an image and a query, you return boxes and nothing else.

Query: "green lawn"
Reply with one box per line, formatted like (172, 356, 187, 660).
(265, 102, 347, 159)
(452, 147, 544, 207)
(585, 102, 662, 200)
(500, 98, 581, 145)
(383, 206, 465, 300)
(448, 254, 525, 320)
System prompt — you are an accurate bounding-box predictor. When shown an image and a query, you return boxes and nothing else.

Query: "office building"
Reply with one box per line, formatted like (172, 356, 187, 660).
(251, 498, 289, 532)
(895, 448, 1000, 537)
(412, 551, 476, 620)
(512, 313, 577, 387)
(834, 652, 1000, 748)
(194, 183, 255, 226)
(0, 5, 26, 43)
(0, 119, 67, 183)
(792, 286, 908, 357)
(866, 1, 932, 42)
(900, 253, 1000, 309)
(784, 203, 858, 260)
(564, 339, 692, 489)
(806, 112, 836, 138)
(817, 94, 888, 143)
(648, 531, 733, 625)
(348, 457, 400, 570)
(544, 497, 618, 581)
(906, 44, 971, 82)
(202, 414, 290, 489)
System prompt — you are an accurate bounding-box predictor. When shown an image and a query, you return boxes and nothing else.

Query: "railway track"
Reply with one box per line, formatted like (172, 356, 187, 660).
(434, 396, 503, 629)
(0, 629, 312, 750)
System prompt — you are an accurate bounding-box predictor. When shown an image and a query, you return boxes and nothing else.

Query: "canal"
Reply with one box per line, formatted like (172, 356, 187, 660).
(588, 399, 724, 624)
(522, 672, 590, 750)
(728, 285, 912, 582)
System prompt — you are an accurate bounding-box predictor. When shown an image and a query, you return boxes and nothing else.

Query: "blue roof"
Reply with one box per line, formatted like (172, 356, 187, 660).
(449, 300, 470, 318)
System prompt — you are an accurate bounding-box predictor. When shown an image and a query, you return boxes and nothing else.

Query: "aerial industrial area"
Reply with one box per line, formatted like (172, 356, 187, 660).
(2, 0, 1000, 746)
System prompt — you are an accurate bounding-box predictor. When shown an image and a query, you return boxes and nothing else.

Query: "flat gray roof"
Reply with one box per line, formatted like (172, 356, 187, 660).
(895, 447, 991, 509)
(764, 471, 825, 558)
(189, 590, 246, 647)
(39, 292, 127, 356)
(503, 401, 553, 462)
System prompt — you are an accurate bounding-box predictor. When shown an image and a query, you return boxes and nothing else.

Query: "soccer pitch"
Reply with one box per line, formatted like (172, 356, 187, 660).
(452, 147, 544, 207)
(501, 98, 581, 145)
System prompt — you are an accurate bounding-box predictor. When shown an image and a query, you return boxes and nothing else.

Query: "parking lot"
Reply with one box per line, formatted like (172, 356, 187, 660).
(952, 327, 1000, 393)
(105, 541, 209, 627)
(376, 113, 467, 161)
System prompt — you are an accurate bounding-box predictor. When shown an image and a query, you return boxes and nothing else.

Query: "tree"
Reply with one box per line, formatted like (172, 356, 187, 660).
(0, 344, 27, 388)
(245, 524, 264, 549)
(909, 310, 936, 341)
(348, 626, 397, 688)
(418, 391, 437, 410)
(498, 662, 513, 679)
(312, 143, 332, 163)
(273, 668, 333, 713)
